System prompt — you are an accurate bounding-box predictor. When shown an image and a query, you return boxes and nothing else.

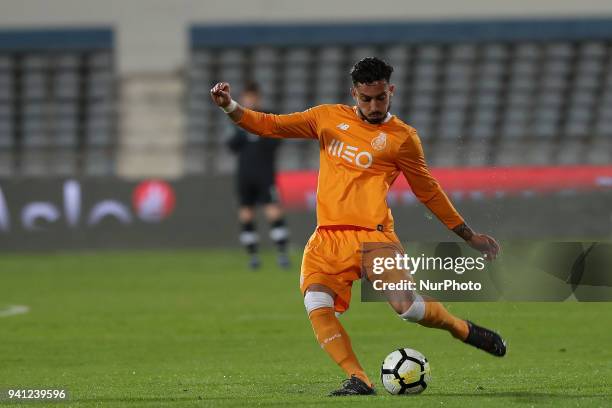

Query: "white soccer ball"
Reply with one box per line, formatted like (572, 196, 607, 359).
(380, 348, 431, 395)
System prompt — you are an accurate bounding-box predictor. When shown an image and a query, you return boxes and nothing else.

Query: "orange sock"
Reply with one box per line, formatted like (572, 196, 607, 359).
(418, 300, 469, 340)
(308, 307, 372, 387)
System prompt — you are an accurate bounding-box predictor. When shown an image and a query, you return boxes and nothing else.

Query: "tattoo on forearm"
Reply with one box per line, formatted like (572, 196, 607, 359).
(453, 223, 474, 241)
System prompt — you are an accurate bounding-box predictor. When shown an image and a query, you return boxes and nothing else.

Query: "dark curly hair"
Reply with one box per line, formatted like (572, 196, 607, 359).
(350, 57, 394, 85)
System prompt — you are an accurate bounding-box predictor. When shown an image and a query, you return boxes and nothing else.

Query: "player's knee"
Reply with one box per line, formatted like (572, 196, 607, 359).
(398, 294, 425, 322)
(304, 291, 334, 315)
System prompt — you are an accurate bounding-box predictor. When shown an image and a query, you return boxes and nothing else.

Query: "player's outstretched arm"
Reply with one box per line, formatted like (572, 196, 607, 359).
(210, 82, 245, 122)
(397, 130, 500, 260)
(210, 81, 320, 139)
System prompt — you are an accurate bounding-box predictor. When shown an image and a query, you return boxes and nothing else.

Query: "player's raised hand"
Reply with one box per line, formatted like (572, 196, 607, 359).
(210, 82, 232, 108)
(467, 233, 500, 261)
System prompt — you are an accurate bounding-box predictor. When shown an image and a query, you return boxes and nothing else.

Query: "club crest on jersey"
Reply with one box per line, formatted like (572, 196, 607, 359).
(371, 132, 387, 151)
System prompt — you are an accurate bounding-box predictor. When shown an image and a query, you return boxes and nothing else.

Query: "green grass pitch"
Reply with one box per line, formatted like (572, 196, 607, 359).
(1, 250, 611, 407)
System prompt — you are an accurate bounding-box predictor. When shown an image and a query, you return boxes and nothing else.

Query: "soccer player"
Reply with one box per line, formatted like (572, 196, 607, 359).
(211, 57, 506, 396)
(226, 82, 290, 270)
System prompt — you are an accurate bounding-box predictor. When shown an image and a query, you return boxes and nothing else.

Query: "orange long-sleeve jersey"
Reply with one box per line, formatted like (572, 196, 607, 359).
(237, 104, 464, 232)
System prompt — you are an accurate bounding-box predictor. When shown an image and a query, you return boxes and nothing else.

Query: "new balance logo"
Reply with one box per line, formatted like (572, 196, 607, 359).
(336, 123, 350, 131)
(327, 139, 373, 169)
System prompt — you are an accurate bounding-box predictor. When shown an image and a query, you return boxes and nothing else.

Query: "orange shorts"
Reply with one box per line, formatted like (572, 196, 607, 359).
(300, 226, 402, 313)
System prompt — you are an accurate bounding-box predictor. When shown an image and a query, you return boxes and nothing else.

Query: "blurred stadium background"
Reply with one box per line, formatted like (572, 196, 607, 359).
(1, 2, 612, 406)
(0, 0, 611, 249)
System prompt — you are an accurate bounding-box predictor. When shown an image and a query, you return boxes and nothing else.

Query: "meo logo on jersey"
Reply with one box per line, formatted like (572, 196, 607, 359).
(327, 139, 373, 168)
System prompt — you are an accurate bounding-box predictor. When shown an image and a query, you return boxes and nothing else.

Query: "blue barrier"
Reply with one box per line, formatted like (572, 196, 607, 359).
(0, 27, 113, 50)
(191, 18, 612, 47)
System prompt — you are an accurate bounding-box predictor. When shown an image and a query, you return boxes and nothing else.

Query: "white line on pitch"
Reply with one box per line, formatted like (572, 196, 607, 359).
(0, 305, 30, 318)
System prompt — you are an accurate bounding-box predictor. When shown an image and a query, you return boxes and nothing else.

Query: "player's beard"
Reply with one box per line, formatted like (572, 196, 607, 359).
(357, 102, 391, 124)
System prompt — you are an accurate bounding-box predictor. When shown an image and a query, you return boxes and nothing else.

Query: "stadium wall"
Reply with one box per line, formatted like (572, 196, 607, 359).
(0, 176, 610, 251)
(0, 0, 611, 73)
